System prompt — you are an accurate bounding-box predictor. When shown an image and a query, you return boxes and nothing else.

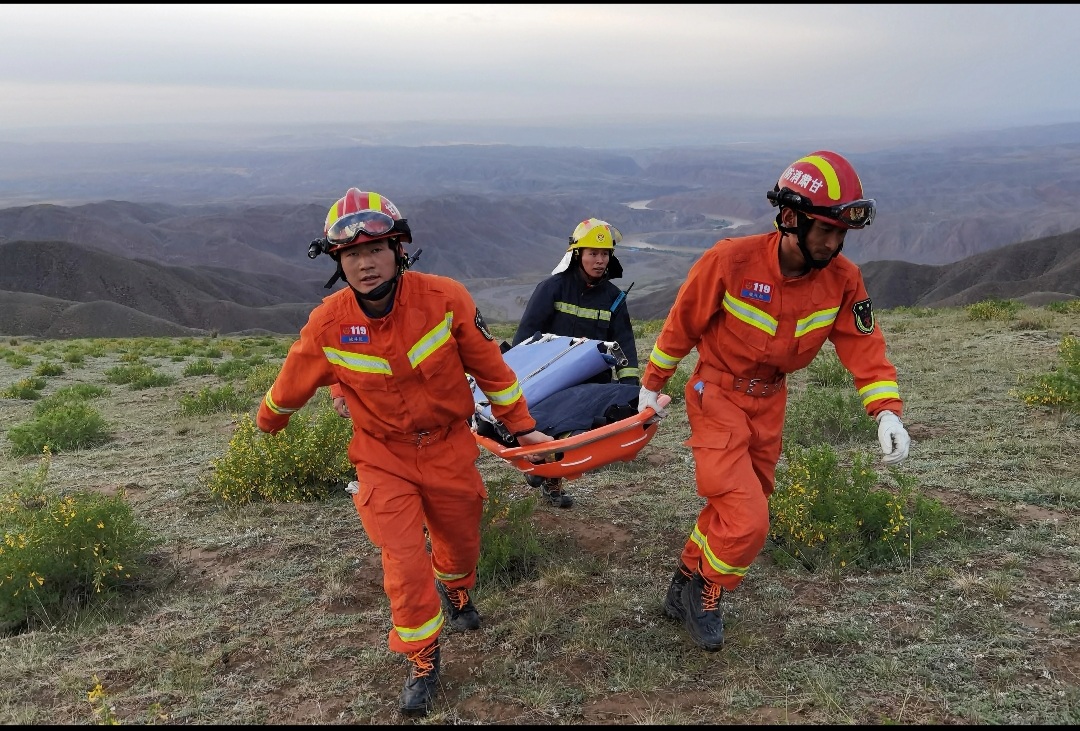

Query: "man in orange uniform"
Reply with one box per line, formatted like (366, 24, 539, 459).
(637, 151, 911, 652)
(257, 188, 553, 717)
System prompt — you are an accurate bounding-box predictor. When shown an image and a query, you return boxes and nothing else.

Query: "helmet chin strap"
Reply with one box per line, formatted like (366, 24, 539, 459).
(775, 212, 843, 270)
(347, 240, 410, 301)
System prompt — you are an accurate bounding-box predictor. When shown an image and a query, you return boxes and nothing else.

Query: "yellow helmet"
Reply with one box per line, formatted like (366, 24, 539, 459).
(552, 217, 624, 278)
(568, 218, 622, 251)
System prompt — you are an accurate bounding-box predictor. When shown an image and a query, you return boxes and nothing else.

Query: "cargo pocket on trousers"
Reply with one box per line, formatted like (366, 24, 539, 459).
(353, 481, 385, 548)
(683, 430, 731, 451)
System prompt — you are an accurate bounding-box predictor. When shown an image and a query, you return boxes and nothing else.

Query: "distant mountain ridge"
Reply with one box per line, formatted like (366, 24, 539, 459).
(0, 231, 1076, 338)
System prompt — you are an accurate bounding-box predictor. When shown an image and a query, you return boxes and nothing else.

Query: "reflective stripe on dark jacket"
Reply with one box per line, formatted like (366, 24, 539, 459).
(512, 268, 640, 383)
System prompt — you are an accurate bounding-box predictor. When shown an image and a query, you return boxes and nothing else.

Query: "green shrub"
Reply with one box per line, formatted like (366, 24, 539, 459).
(103, 363, 176, 390)
(215, 357, 264, 381)
(0, 450, 158, 628)
(4, 352, 32, 368)
(244, 362, 281, 397)
(477, 476, 542, 588)
(33, 384, 109, 416)
(1045, 299, 1080, 314)
(768, 444, 961, 572)
(889, 306, 939, 318)
(205, 407, 353, 504)
(805, 350, 851, 388)
(663, 364, 691, 403)
(182, 358, 216, 377)
(1010, 310, 1054, 331)
(1012, 334, 1080, 412)
(635, 319, 666, 337)
(965, 298, 1023, 321)
(7, 402, 111, 456)
(83, 342, 107, 358)
(61, 350, 85, 365)
(1, 377, 47, 400)
(784, 385, 877, 448)
(34, 361, 64, 377)
(178, 384, 252, 417)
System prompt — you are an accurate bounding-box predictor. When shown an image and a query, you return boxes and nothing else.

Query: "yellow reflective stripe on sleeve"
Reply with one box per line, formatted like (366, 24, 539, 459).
(649, 345, 679, 370)
(859, 380, 900, 407)
(794, 307, 840, 337)
(554, 301, 612, 322)
(722, 292, 778, 336)
(616, 366, 641, 380)
(408, 313, 453, 368)
(690, 524, 750, 577)
(263, 390, 300, 415)
(323, 347, 392, 375)
(484, 380, 524, 406)
(395, 609, 444, 643)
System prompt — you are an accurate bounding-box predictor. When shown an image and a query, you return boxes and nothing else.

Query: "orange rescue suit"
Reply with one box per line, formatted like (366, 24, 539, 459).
(258, 272, 535, 654)
(642, 230, 903, 592)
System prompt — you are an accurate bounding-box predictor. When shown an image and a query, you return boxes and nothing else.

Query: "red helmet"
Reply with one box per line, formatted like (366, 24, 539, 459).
(768, 151, 875, 229)
(322, 188, 412, 255)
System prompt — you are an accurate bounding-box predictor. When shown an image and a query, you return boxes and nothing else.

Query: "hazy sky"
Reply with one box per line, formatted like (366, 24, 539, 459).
(2, 4, 1078, 139)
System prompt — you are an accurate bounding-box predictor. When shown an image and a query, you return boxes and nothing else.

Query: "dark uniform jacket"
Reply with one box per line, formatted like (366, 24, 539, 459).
(513, 267, 640, 384)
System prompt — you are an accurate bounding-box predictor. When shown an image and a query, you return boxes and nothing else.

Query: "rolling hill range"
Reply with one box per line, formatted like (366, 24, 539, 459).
(0, 230, 1077, 338)
(5, 123, 1080, 274)
(4, 124, 1080, 336)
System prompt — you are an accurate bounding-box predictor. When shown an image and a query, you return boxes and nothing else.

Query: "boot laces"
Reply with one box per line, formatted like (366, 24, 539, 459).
(542, 479, 564, 496)
(702, 578, 723, 612)
(446, 586, 470, 611)
(407, 644, 437, 678)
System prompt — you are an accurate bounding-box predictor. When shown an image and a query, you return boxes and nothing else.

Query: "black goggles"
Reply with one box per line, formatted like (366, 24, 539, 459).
(768, 188, 876, 228)
(326, 210, 397, 246)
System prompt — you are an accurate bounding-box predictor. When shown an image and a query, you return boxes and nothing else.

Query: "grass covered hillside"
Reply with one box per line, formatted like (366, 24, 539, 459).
(0, 300, 1078, 724)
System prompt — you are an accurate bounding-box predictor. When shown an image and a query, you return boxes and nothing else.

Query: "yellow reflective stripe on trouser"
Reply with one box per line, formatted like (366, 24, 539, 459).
(649, 345, 679, 370)
(396, 609, 444, 644)
(408, 313, 453, 368)
(690, 524, 750, 577)
(263, 390, 300, 415)
(722, 292, 777, 336)
(616, 366, 641, 380)
(554, 301, 611, 322)
(859, 380, 900, 407)
(484, 380, 524, 406)
(794, 307, 839, 337)
(323, 347, 392, 375)
(434, 569, 469, 583)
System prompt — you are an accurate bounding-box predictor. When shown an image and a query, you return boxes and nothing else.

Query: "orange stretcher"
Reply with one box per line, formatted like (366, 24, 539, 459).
(472, 394, 671, 481)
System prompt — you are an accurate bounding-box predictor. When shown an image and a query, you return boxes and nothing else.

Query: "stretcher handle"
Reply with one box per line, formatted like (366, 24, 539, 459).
(475, 394, 672, 461)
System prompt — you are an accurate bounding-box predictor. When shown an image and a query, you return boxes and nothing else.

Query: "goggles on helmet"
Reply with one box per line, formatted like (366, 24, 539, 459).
(768, 187, 876, 229)
(325, 210, 397, 246)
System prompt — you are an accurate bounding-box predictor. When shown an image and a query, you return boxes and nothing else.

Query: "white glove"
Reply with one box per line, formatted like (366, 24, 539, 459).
(637, 386, 667, 418)
(876, 410, 910, 466)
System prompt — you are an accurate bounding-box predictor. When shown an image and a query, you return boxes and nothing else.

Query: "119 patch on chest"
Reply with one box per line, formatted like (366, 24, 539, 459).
(740, 278, 773, 303)
(852, 298, 875, 334)
(340, 324, 370, 344)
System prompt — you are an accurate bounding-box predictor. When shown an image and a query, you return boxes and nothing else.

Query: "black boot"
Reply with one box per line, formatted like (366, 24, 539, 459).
(680, 573, 725, 651)
(437, 581, 481, 631)
(663, 563, 693, 621)
(530, 476, 573, 508)
(398, 641, 441, 717)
